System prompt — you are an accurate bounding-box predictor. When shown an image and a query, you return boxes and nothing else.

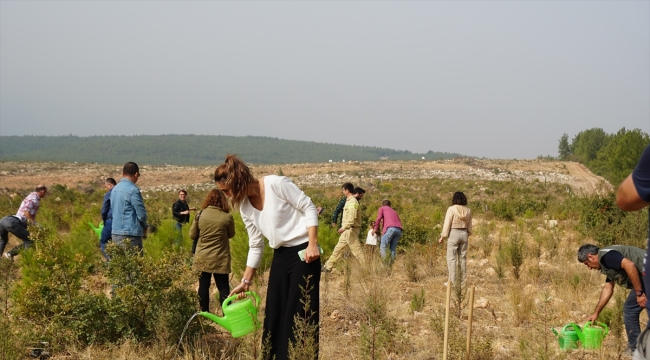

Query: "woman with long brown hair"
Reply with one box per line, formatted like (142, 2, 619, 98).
(189, 189, 234, 312)
(214, 155, 321, 360)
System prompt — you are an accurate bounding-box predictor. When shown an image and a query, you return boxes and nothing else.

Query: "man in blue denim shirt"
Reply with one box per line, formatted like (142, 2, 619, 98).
(110, 162, 148, 250)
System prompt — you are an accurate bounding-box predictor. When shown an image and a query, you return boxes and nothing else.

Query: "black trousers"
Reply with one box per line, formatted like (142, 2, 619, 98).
(198, 272, 230, 312)
(264, 242, 321, 360)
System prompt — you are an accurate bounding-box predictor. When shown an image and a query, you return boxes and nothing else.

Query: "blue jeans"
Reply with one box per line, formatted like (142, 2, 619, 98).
(174, 222, 183, 246)
(624, 288, 646, 351)
(112, 234, 143, 252)
(100, 219, 112, 260)
(380, 227, 403, 260)
(0, 216, 32, 255)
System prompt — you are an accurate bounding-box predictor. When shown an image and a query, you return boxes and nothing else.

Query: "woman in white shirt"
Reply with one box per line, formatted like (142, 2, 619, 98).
(214, 155, 321, 360)
(438, 191, 472, 286)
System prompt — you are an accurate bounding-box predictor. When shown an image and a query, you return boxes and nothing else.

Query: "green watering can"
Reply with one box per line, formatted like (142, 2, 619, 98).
(575, 321, 609, 350)
(551, 323, 581, 350)
(199, 291, 261, 338)
(88, 222, 104, 239)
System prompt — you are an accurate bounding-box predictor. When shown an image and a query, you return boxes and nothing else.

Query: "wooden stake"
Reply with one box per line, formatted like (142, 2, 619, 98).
(466, 286, 475, 360)
(443, 280, 452, 360)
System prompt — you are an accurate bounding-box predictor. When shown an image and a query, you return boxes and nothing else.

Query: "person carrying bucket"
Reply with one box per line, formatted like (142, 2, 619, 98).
(616, 144, 650, 359)
(578, 244, 647, 354)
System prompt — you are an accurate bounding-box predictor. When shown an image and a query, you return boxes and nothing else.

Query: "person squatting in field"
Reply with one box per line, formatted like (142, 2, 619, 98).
(615, 144, 650, 359)
(578, 244, 647, 354)
(215, 155, 321, 360)
(322, 182, 366, 273)
(1, 185, 48, 259)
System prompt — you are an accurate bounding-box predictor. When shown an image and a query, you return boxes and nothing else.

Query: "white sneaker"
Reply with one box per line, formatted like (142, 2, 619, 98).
(443, 282, 448, 287)
(2, 253, 12, 259)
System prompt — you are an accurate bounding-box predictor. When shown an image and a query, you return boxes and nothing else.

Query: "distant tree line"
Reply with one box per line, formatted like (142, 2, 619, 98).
(0, 135, 462, 165)
(558, 127, 650, 185)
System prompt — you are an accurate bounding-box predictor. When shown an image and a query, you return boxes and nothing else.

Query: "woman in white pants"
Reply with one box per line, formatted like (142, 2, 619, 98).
(438, 192, 472, 286)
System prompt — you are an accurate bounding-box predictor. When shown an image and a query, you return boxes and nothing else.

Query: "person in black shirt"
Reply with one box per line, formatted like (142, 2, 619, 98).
(172, 189, 195, 246)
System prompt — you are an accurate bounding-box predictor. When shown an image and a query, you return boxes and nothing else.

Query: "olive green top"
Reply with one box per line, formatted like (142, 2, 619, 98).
(190, 206, 235, 274)
(597, 245, 645, 289)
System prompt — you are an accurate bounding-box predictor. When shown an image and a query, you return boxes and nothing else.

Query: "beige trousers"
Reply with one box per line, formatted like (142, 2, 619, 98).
(324, 228, 366, 271)
(446, 229, 468, 284)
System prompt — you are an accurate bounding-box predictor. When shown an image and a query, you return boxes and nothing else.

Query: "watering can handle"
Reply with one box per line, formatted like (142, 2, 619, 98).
(223, 291, 261, 308)
(599, 322, 609, 336)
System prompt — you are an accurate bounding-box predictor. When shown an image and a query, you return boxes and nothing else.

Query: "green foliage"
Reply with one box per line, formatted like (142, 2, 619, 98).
(489, 195, 546, 221)
(288, 276, 318, 360)
(0, 135, 462, 165)
(359, 281, 398, 360)
(559, 127, 649, 185)
(570, 192, 646, 248)
(571, 127, 611, 163)
(11, 221, 200, 347)
(505, 231, 526, 280)
(0, 312, 29, 360)
(558, 133, 570, 160)
(409, 289, 425, 314)
(592, 128, 650, 185)
(105, 244, 199, 343)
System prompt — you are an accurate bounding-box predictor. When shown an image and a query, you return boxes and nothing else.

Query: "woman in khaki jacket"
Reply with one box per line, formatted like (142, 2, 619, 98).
(190, 189, 235, 312)
(438, 191, 472, 286)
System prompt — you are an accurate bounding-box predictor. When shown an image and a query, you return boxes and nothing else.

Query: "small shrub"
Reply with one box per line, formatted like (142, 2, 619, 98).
(288, 276, 318, 360)
(359, 279, 397, 360)
(409, 289, 425, 314)
(506, 232, 525, 280)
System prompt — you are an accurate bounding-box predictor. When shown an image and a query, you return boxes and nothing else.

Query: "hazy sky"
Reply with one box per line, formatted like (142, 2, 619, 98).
(1, 1, 648, 159)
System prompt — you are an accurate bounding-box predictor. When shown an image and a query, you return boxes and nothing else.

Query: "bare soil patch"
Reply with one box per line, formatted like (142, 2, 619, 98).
(0, 159, 610, 194)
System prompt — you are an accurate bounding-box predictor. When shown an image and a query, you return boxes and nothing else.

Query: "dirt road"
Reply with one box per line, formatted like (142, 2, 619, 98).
(0, 159, 610, 195)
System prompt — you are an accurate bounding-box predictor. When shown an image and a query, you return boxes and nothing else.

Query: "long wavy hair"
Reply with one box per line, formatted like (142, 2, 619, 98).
(201, 189, 231, 213)
(214, 155, 256, 207)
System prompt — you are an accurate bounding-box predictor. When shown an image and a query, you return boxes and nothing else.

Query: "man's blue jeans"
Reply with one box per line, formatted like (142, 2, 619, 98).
(624, 287, 646, 351)
(380, 227, 403, 260)
(0, 216, 32, 255)
(112, 234, 143, 252)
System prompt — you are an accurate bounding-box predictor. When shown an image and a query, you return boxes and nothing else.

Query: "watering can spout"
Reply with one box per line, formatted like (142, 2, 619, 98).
(199, 311, 232, 332)
(551, 328, 558, 338)
(87, 221, 104, 239)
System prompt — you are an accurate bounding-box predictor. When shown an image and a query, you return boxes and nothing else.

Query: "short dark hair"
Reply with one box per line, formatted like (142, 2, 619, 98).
(577, 244, 599, 262)
(179, 189, 187, 195)
(354, 187, 366, 195)
(105, 178, 117, 186)
(382, 199, 391, 207)
(342, 182, 354, 193)
(35, 185, 47, 193)
(452, 192, 467, 205)
(123, 162, 139, 176)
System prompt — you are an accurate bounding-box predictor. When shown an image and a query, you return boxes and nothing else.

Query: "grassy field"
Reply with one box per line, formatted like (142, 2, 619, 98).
(0, 160, 645, 359)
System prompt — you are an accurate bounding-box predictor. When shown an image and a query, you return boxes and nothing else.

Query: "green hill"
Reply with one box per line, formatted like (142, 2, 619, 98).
(0, 135, 462, 165)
